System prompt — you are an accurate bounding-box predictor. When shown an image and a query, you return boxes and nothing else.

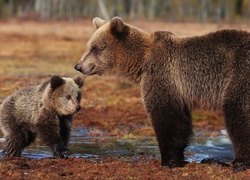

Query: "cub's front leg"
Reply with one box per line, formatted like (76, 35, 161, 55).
(35, 114, 71, 159)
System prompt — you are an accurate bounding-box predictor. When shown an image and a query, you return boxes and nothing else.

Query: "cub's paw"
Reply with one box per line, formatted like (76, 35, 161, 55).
(162, 160, 189, 168)
(53, 143, 72, 159)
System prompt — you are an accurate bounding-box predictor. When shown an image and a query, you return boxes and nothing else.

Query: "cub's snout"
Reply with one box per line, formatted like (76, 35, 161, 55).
(76, 105, 81, 112)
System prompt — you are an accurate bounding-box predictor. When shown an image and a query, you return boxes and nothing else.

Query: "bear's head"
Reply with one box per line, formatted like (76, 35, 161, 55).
(44, 76, 84, 116)
(75, 17, 151, 83)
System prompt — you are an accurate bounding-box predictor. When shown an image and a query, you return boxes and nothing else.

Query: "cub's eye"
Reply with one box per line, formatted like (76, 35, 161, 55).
(77, 92, 81, 101)
(66, 95, 71, 100)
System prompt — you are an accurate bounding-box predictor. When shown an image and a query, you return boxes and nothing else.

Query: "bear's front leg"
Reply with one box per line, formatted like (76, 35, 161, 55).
(36, 122, 71, 159)
(143, 89, 192, 167)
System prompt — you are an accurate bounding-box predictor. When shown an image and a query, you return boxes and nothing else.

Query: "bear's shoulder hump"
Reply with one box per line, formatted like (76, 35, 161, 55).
(153, 31, 176, 42)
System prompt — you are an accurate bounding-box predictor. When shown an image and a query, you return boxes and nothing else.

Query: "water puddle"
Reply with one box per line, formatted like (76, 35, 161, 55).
(0, 127, 233, 163)
(186, 130, 233, 163)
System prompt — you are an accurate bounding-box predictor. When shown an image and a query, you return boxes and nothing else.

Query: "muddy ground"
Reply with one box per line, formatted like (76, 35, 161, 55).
(0, 19, 249, 179)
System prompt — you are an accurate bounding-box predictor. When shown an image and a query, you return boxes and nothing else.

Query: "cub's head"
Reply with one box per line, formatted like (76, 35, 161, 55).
(74, 17, 150, 77)
(46, 76, 84, 116)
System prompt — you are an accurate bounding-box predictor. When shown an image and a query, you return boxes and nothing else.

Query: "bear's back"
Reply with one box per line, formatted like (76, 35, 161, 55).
(149, 29, 250, 110)
(178, 30, 250, 83)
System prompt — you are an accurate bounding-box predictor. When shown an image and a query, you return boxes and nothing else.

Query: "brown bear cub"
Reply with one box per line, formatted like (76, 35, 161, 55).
(0, 76, 84, 158)
(75, 17, 250, 170)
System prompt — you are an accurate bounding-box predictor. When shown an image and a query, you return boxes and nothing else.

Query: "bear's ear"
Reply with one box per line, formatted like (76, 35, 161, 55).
(110, 17, 129, 39)
(74, 76, 84, 88)
(50, 76, 65, 90)
(93, 17, 107, 29)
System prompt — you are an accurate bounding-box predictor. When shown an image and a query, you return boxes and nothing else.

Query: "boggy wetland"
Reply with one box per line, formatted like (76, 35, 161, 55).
(0, 19, 249, 179)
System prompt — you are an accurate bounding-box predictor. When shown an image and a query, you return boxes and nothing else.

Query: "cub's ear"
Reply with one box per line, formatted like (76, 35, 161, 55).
(93, 17, 107, 29)
(74, 76, 84, 88)
(110, 17, 129, 38)
(50, 76, 65, 90)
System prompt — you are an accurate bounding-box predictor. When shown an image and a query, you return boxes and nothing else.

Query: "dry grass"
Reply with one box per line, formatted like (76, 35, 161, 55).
(0, 19, 250, 178)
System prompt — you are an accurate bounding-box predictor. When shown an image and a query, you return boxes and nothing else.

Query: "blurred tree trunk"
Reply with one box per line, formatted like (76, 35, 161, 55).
(129, 0, 136, 20)
(9, 0, 14, 16)
(128, 0, 144, 20)
(166, 0, 174, 22)
(35, 0, 47, 20)
(137, 0, 144, 19)
(148, 0, 156, 20)
(216, 0, 226, 26)
(201, 0, 208, 23)
(178, 0, 185, 19)
(66, 0, 73, 21)
(124, 0, 131, 15)
(50, 0, 58, 19)
(97, 0, 110, 20)
(248, 0, 250, 23)
(235, 0, 243, 16)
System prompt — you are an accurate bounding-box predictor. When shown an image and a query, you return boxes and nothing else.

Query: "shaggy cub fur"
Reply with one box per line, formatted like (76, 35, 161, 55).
(0, 76, 84, 158)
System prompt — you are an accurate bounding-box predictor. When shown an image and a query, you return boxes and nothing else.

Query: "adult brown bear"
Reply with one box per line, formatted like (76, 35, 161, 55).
(75, 17, 250, 170)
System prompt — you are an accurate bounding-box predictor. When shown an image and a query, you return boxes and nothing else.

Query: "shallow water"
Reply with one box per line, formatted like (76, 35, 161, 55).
(186, 130, 233, 163)
(0, 127, 233, 163)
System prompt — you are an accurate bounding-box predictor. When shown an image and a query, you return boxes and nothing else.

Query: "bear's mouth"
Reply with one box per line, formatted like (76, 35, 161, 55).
(83, 64, 95, 75)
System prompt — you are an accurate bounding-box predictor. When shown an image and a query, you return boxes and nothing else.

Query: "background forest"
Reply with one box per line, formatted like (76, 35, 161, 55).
(1, 0, 250, 23)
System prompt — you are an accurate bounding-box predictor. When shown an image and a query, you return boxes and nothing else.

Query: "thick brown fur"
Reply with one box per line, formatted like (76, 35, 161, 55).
(75, 17, 250, 170)
(0, 76, 84, 158)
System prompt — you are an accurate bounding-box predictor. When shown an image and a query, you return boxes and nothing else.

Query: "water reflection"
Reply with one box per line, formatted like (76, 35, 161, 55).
(0, 127, 233, 163)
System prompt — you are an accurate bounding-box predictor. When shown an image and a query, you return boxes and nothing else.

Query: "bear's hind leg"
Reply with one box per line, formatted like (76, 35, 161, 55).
(3, 125, 36, 157)
(223, 87, 250, 170)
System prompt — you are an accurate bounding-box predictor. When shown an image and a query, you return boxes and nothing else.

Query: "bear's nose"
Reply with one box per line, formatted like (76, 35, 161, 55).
(76, 106, 81, 112)
(74, 64, 82, 72)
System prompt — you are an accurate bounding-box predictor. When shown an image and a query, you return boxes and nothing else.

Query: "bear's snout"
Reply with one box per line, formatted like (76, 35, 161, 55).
(76, 106, 81, 112)
(74, 64, 82, 72)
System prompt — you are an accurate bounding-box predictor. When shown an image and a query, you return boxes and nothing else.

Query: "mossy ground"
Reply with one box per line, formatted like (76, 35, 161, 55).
(0, 19, 249, 179)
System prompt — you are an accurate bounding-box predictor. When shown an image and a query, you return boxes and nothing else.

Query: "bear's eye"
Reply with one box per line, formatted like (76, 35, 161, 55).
(91, 45, 98, 51)
(91, 43, 106, 53)
(66, 95, 71, 100)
